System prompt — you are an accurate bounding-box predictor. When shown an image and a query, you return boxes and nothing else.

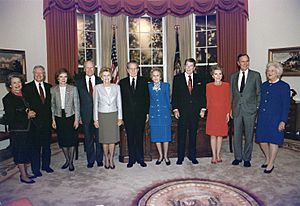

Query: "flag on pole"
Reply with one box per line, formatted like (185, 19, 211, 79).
(173, 28, 181, 76)
(111, 29, 119, 84)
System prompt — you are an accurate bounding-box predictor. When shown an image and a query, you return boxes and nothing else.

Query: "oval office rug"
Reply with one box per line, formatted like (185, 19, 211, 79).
(135, 178, 263, 206)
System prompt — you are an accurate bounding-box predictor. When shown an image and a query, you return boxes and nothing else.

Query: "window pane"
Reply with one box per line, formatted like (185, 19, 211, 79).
(85, 14, 95, 30)
(152, 18, 162, 32)
(141, 49, 151, 65)
(78, 49, 85, 66)
(129, 50, 140, 64)
(77, 13, 84, 31)
(141, 67, 152, 82)
(86, 49, 96, 62)
(208, 47, 217, 63)
(207, 15, 216, 29)
(78, 31, 84, 48)
(196, 31, 206, 47)
(140, 33, 151, 48)
(129, 33, 140, 48)
(196, 48, 206, 64)
(152, 33, 163, 48)
(140, 17, 151, 32)
(129, 18, 140, 33)
(85, 32, 96, 48)
(153, 49, 163, 64)
(195, 16, 206, 31)
(207, 30, 217, 46)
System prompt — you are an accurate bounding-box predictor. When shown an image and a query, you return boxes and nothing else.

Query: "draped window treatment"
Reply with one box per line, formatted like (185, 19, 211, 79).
(43, 0, 248, 84)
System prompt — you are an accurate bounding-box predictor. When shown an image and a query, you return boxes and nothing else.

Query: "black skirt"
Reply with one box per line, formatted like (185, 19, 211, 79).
(10, 131, 31, 164)
(55, 110, 77, 147)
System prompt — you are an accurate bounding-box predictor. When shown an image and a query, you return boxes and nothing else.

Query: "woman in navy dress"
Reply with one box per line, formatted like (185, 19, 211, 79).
(148, 68, 172, 165)
(256, 62, 290, 174)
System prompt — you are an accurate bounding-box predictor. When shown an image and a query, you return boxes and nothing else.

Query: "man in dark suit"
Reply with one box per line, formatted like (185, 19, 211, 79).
(23, 65, 53, 177)
(119, 61, 150, 168)
(76, 60, 103, 168)
(172, 58, 206, 165)
(230, 54, 261, 167)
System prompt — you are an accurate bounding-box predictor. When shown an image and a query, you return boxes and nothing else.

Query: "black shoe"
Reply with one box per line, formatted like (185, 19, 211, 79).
(20, 176, 35, 184)
(176, 160, 183, 165)
(61, 162, 69, 169)
(127, 162, 134, 168)
(244, 161, 251, 167)
(155, 158, 163, 165)
(32, 171, 42, 178)
(261, 164, 268, 168)
(42, 167, 54, 173)
(165, 158, 171, 166)
(232, 159, 242, 165)
(190, 159, 199, 164)
(139, 162, 147, 167)
(97, 162, 103, 167)
(110, 165, 115, 169)
(264, 166, 274, 174)
(87, 163, 94, 168)
(69, 163, 75, 171)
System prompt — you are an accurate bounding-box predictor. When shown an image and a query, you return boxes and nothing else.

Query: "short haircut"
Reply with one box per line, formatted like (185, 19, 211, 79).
(126, 61, 138, 69)
(210, 64, 224, 76)
(237, 53, 250, 62)
(33, 65, 46, 73)
(150, 67, 163, 79)
(266, 61, 283, 77)
(83, 60, 94, 68)
(184, 58, 196, 67)
(99, 67, 112, 79)
(54, 68, 72, 85)
(6, 73, 24, 88)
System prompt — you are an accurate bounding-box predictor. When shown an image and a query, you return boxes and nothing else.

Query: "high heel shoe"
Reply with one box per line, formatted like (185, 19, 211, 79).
(155, 158, 163, 165)
(61, 162, 69, 169)
(104, 165, 109, 169)
(165, 158, 171, 166)
(264, 166, 274, 174)
(20, 176, 35, 184)
(216, 159, 222, 163)
(110, 165, 115, 169)
(211, 160, 217, 164)
(69, 163, 75, 171)
(261, 164, 268, 168)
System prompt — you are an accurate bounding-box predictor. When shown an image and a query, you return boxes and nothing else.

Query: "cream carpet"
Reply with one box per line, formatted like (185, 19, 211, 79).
(0, 139, 299, 206)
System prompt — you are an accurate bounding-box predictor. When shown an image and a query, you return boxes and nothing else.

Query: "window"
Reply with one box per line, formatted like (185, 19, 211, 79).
(127, 16, 165, 81)
(77, 13, 100, 71)
(193, 14, 217, 72)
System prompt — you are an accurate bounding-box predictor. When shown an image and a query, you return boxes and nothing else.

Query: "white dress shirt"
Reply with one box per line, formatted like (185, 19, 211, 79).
(34, 80, 46, 98)
(85, 75, 95, 93)
(238, 69, 249, 91)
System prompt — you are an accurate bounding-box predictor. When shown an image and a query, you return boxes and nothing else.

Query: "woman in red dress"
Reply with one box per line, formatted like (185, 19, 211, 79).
(204, 65, 230, 164)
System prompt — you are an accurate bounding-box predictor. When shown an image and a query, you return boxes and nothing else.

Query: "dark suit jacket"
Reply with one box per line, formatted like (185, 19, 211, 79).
(119, 76, 149, 123)
(76, 76, 102, 124)
(23, 81, 52, 131)
(172, 73, 206, 116)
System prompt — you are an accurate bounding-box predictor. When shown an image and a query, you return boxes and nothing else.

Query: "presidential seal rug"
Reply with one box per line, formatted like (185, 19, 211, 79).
(135, 178, 264, 206)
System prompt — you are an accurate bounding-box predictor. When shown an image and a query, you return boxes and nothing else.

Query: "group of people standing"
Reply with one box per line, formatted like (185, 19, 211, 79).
(2, 54, 290, 184)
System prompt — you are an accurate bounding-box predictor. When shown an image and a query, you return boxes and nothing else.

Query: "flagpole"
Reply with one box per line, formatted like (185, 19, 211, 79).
(111, 24, 119, 84)
(173, 25, 181, 76)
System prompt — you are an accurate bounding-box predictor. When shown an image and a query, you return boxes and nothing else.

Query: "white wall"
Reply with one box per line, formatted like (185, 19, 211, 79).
(248, 0, 300, 98)
(0, 0, 46, 111)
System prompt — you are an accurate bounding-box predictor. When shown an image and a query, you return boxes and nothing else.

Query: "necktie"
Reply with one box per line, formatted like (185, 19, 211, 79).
(39, 83, 45, 104)
(131, 78, 135, 92)
(240, 72, 245, 93)
(89, 77, 93, 96)
(188, 75, 192, 94)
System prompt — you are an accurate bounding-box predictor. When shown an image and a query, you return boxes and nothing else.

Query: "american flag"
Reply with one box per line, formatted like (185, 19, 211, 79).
(111, 31, 119, 84)
(173, 28, 181, 76)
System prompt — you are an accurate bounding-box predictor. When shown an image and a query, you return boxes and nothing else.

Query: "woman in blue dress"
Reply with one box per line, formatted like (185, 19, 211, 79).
(256, 62, 290, 174)
(148, 68, 172, 165)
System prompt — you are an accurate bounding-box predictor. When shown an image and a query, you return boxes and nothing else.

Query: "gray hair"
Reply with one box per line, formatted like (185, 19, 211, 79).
(266, 62, 283, 77)
(33, 65, 46, 74)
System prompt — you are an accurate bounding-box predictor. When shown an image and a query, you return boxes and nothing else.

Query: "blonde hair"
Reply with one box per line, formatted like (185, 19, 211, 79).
(99, 67, 112, 79)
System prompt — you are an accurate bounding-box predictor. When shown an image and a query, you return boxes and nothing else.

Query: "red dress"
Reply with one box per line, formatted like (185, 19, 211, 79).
(206, 82, 230, 136)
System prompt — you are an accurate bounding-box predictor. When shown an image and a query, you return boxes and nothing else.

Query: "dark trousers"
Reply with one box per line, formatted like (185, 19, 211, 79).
(83, 121, 103, 164)
(124, 118, 146, 164)
(177, 113, 199, 161)
(31, 130, 51, 173)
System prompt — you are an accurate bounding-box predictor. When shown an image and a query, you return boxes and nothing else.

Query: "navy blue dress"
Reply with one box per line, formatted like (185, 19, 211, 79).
(256, 80, 290, 145)
(148, 82, 172, 142)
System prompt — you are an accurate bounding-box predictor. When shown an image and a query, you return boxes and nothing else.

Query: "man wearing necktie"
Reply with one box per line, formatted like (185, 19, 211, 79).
(75, 60, 103, 168)
(230, 54, 262, 167)
(172, 58, 206, 165)
(119, 61, 150, 168)
(23, 65, 54, 177)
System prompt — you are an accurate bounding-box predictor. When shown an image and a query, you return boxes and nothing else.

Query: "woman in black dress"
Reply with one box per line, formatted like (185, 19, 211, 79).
(2, 73, 36, 184)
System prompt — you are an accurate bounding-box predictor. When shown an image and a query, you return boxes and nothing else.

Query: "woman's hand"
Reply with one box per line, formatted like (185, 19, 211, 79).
(117, 119, 123, 126)
(94, 120, 99, 128)
(200, 110, 205, 118)
(52, 120, 56, 129)
(226, 113, 230, 122)
(278, 121, 286, 132)
(73, 121, 79, 129)
(27, 110, 36, 119)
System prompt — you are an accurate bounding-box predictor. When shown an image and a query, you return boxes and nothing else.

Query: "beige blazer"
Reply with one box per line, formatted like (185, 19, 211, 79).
(93, 84, 122, 121)
(50, 84, 80, 121)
